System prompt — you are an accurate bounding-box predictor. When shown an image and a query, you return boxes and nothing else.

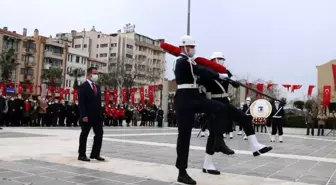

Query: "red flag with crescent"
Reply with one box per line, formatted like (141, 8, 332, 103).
(139, 87, 145, 105)
(307, 85, 315, 97)
(122, 88, 127, 104)
(105, 89, 110, 105)
(130, 88, 136, 105)
(323, 85, 331, 107)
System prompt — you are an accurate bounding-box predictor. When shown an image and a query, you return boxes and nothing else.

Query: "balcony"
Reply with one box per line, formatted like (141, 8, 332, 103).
(23, 48, 36, 55)
(44, 51, 63, 60)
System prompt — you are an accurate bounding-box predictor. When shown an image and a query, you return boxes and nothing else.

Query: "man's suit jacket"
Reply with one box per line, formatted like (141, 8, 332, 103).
(78, 81, 102, 122)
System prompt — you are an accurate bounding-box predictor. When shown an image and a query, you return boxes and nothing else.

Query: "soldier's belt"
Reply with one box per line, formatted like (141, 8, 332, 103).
(211, 93, 229, 98)
(177, 84, 198, 89)
(273, 116, 282, 118)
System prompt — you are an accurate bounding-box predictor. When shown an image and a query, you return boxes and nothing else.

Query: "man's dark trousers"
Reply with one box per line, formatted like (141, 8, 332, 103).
(78, 119, 103, 157)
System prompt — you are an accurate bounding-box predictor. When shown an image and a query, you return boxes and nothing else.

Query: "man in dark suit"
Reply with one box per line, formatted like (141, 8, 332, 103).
(78, 67, 104, 162)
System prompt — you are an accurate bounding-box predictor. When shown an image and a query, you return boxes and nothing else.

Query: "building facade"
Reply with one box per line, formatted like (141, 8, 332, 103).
(317, 59, 336, 102)
(55, 24, 166, 86)
(64, 48, 89, 100)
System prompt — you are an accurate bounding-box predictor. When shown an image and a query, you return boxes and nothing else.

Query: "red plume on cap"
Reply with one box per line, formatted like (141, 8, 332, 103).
(160, 42, 180, 56)
(194, 57, 226, 73)
(160, 42, 227, 73)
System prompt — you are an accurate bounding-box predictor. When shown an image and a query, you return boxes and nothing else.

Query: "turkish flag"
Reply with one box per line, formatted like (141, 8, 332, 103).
(105, 89, 110, 105)
(0, 83, 4, 96)
(323, 85, 331, 107)
(307, 85, 315, 97)
(245, 82, 253, 96)
(148, 85, 154, 104)
(291, 85, 302, 93)
(266, 83, 273, 91)
(59, 88, 64, 101)
(113, 89, 118, 104)
(122, 88, 127, 104)
(256, 83, 264, 98)
(17, 84, 23, 95)
(332, 64, 336, 90)
(130, 88, 136, 105)
(26, 84, 33, 93)
(72, 89, 78, 103)
(139, 87, 145, 105)
(282, 84, 291, 91)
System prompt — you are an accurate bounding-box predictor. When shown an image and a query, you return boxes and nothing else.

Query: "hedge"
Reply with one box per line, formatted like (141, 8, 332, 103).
(284, 115, 336, 129)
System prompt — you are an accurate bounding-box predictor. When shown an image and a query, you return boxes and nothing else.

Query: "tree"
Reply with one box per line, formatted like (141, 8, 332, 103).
(146, 63, 165, 106)
(0, 48, 20, 83)
(41, 68, 63, 87)
(68, 68, 85, 90)
(108, 57, 139, 104)
(293, 100, 305, 111)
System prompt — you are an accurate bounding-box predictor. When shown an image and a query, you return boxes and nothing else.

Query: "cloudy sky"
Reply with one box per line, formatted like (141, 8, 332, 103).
(1, 0, 336, 100)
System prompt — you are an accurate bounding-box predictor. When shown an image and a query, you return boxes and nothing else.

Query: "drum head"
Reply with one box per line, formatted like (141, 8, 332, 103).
(249, 99, 272, 118)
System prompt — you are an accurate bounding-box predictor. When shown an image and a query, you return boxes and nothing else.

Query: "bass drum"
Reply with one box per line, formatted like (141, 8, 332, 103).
(249, 99, 272, 125)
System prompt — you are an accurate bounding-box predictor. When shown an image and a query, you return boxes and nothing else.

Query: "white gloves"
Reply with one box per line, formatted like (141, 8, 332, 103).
(218, 73, 229, 80)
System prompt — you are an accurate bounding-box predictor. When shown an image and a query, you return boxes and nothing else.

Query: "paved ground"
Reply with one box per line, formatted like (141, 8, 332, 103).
(0, 127, 336, 185)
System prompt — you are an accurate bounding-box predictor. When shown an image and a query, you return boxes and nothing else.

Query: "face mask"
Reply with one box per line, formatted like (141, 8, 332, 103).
(55, 101, 59, 103)
(216, 59, 225, 65)
(275, 103, 279, 107)
(187, 48, 195, 57)
(246, 100, 251, 104)
(91, 74, 98, 82)
(10, 98, 14, 101)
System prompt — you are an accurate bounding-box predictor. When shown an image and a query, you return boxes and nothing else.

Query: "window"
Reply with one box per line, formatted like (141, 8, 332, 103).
(97, 44, 99, 48)
(20, 68, 33, 76)
(110, 53, 116, 57)
(111, 43, 117, 47)
(83, 44, 87, 48)
(76, 56, 80, 63)
(100, 43, 108, 48)
(98, 35, 100, 38)
(126, 54, 133, 59)
(126, 44, 133, 49)
(96, 54, 98, 58)
(100, 53, 107, 57)
(74, 44, 81, 48)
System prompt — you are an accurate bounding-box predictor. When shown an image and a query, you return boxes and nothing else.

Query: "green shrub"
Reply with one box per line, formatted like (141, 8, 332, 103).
(284, 115, 336, 129)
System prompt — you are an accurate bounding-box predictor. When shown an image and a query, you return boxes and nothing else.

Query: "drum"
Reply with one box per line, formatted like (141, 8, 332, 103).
(249, 99, 272, 125)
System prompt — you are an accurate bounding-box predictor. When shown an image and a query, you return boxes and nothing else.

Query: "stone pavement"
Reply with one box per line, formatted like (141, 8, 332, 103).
(0, 127, 336, 185)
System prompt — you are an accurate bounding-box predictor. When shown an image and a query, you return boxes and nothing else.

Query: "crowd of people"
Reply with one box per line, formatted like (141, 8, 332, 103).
(0, 95, 165, 128)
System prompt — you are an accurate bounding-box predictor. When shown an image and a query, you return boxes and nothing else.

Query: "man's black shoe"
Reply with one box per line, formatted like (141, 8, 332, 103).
(78, 156, 90, 162)
(213, 140, 235, 155)
(90, 156, 105, 161)
(177, 173, 196, 185)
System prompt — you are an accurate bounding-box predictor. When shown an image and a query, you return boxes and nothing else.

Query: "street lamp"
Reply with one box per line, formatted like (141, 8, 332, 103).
(187, 0, 191, 35)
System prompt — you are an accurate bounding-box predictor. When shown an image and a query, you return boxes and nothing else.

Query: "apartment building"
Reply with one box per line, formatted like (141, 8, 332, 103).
(0, 27, 22, 84)
(64, 48, 88, 100)
(317, 59, 336, 102)
(55, 24, 166, 86)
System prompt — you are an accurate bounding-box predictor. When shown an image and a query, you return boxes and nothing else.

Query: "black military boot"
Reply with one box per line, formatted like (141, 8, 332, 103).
(213, 135, 235, 155)
(177, 169, 196, 185)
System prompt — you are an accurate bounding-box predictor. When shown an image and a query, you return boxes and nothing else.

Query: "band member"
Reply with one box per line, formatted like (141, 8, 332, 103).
(242, 97, 252, 140)
(173, 35, 235, 184)
(271, 100, 285, 142)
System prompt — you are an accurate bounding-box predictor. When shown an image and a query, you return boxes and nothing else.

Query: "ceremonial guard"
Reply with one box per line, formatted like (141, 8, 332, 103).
(73, 102, 80, 126)
(241, 97, 252, 140)
(66, 102, 73, 127)
(51, 99, 60, 127)
(125, 106, 133, 127)
(58, 100, 66, 126)
(168, 108, 174, 127)
(173, 35, 235, 184)
(140, 106, 147, 126)
(157, 107, 164, 127)
(271, 100, 285, 142)
(118, 107, 125, 126)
